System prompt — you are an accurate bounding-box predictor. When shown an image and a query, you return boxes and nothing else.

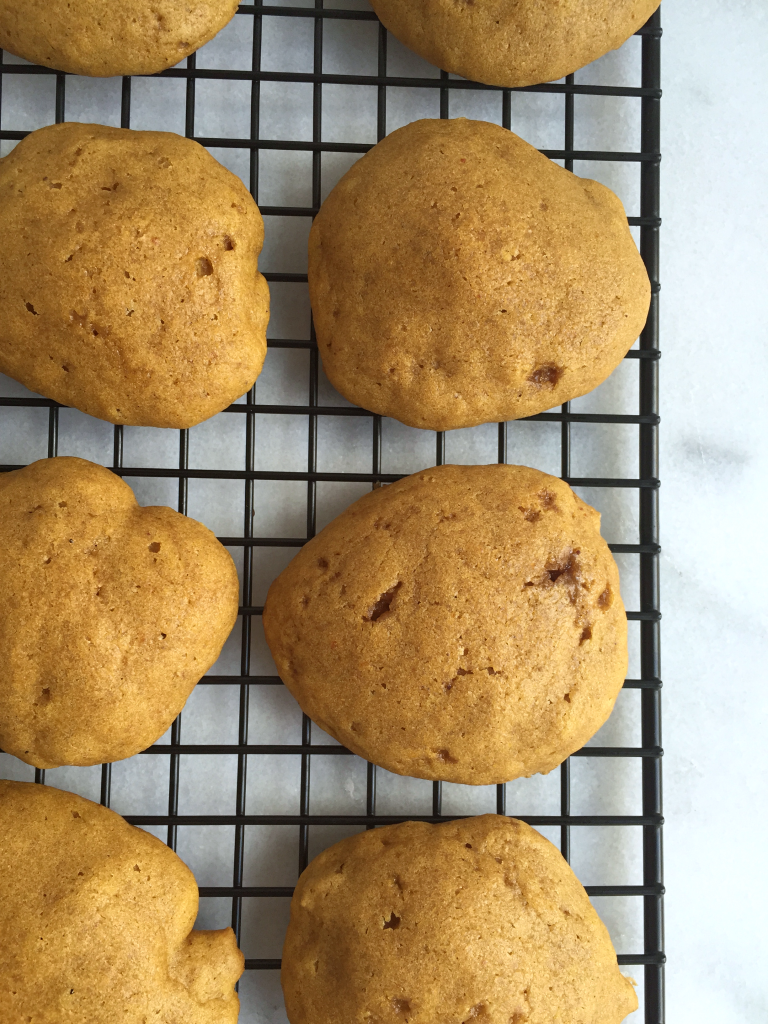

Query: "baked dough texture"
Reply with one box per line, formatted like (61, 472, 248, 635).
(263, 464, 627, 785)
(0, 122, 269, 428)
(0, 780, 244, 1023)
(0, 0, 240, 77)
(282, 814, 638, 1024)
(369, 0, 660, 87)
(309, 118, 649, 432)
(0, 457, 240, 769)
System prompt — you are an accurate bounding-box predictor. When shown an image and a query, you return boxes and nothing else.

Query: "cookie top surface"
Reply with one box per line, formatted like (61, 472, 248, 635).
(0, 457, 239, 768)
(0, 0, 240, 77)
(263, 464, 627, 785)
(0, 122, 269, 428)
(282, 814, 637, 1024)
(309, 119, 649, 432)
(0, 780, 243, 1023)
(369, 0, 660, 87)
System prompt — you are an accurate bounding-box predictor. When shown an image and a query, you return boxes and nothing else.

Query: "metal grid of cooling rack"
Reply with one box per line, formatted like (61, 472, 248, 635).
(0, 4, 663, 1022)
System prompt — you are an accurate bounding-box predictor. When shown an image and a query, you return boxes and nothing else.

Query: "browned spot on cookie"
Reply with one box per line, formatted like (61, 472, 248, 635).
(223, 236, 235, 251)
(317, 557, 328, 570)
(435, 749, 457, 764)
(24, 302, 38, 315)
(391, 998, 411, 1016)
(538, 489, 556, 509)
(579, 625, 592, 644)
(519, 505, 541, 522)
(365, 582, 401, 622)
(383, 912, 400, 930)
(563, 692, 571, 703)
(196, 257, 213, 277)
(71, 810, 81, 819)
(148, 542, 161, 553)
(547, 563, 569, 584)
(528, 364, 563, 388)
(543, 549, 582, 599)
(598, 585, 613, 609)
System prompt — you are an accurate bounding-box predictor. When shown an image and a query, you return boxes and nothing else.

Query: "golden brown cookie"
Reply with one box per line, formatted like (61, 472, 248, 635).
(309, 118, 649, 431)
(263, 464, 627, 785)
(0, 122, 269, 428)
(282, 814, 637, 1024)
(0, 780, 244, 1023)
(0, 0, 240, 77)
(0, 457, 239, 768)
(369, 0, 660, 87)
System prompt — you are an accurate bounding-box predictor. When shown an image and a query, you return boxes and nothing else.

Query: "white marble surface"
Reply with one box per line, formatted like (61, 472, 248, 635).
(0, 1, 766, 1020)
(661, 2, 768, 1020)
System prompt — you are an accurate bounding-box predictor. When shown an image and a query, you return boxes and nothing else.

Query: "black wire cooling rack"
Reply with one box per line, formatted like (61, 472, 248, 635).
(0, 4, 663, 1022)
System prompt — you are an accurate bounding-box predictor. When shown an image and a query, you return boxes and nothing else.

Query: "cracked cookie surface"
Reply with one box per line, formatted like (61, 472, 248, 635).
(369, 0, 660, 88)
(309, 119, 649, 431)
(0, 780, 244, 1023)
(0, 0, 240, 77)
(282, 815, 637, 1024)
(263, 463, 627, 784)
(0, 122, 269, 428)
(0, 456, 239, 768)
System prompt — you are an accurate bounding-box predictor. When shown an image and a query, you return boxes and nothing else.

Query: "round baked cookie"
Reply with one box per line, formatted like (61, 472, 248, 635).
(0, 457, 240, 769)
(369, 0, 660, 88)
(0, 0, 240, 78)
(263, 464, 627, 785)
(0, 122, 269, 428)
(282, 814, 638, 1024)
(309, 118, 649, 432)
(0, 780, 244, 1023)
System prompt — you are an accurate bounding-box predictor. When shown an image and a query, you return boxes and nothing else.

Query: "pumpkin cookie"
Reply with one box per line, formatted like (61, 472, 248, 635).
(369, 0, 660, 87)
(0, 457, 239, 768)
(0, 0, 240, 77)
(0, 780, 244, 1023)
(263, 464, 627, 785)
(0, 122, 269, 428)
(309, 118, 649, 431)
(282, 815, 637, 1024)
